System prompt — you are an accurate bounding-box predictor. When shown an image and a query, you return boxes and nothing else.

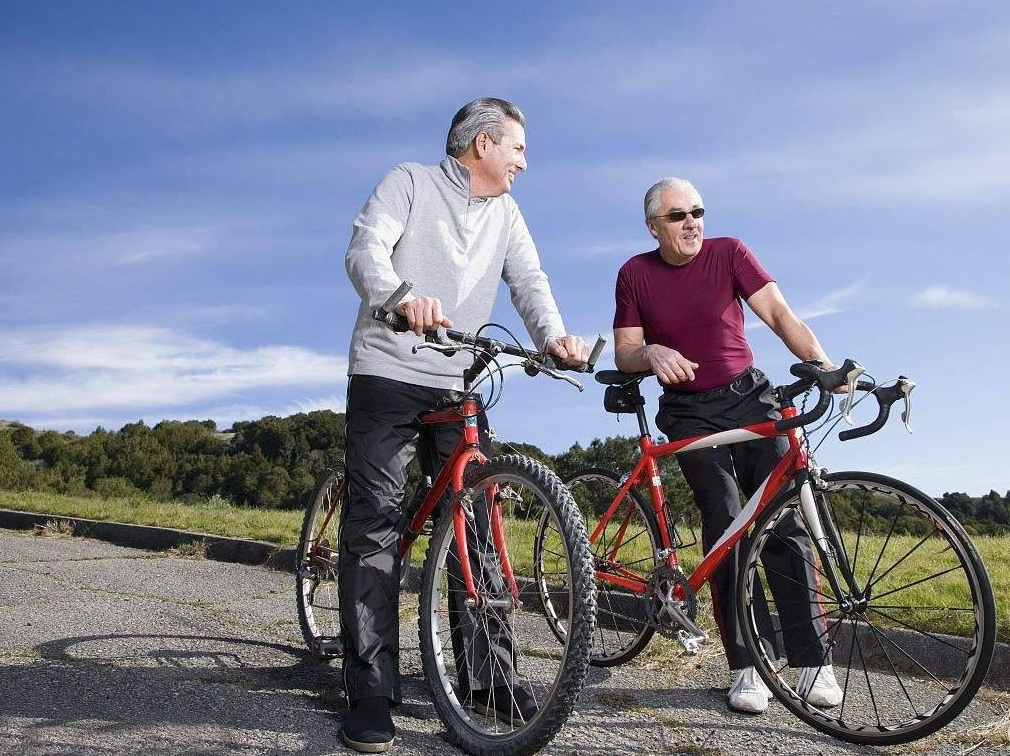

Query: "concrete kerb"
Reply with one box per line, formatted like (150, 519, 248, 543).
(0, 508, 297, 572)
(2, 505, 1007, 690)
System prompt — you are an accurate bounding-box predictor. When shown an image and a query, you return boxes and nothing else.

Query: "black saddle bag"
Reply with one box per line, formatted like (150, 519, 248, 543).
(604, 383, 645, 414)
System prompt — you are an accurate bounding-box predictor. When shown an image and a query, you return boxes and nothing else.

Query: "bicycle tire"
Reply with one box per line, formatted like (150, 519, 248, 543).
(417, 454, 596, 756)
(562, 467, 660, 667)
(295, 466, 346, 658)
(737, 471, 996, 745)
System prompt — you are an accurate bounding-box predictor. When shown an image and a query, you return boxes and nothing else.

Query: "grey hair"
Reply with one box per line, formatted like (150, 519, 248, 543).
(445, 98, 526, 158)
(644, 177, 700, 219)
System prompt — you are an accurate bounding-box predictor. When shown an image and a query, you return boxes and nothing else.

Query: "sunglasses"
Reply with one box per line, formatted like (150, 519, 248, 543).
(651, 207, 705, 222)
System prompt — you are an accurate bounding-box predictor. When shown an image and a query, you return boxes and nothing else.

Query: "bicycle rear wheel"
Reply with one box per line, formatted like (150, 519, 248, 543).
(563, 468, 659, 666)
(417, 455, 595, 756)
(738, 471, 996, 745)
(295, 466, 346, 658)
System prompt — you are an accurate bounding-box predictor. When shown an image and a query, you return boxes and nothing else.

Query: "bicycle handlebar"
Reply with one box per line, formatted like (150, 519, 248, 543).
(371, 282, 607, 390)
(775, 359, 865, 431)
(838, 377, 916, 441)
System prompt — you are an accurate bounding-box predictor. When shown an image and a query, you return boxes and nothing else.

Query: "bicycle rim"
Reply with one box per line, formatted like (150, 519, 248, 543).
(739, 471, 996, 745)
(295, 467, 345, 657)
(418, 455, 595, 756)
(564, 468, 658, 666)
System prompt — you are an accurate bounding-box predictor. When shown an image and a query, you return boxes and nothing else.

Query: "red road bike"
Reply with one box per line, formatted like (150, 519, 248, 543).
(295, 283, 606, 756)
(552, 360, 995, 745)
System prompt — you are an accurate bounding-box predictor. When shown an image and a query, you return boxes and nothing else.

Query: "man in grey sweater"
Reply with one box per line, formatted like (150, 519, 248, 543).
(340, 97, 588, 752)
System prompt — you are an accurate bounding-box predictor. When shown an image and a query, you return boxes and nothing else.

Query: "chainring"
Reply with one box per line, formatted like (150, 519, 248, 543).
(644, 564, 698, 639)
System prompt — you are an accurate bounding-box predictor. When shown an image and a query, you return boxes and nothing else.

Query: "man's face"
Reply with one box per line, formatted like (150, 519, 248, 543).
(479, 118, 527, 195)
(647, 186, 705, 264)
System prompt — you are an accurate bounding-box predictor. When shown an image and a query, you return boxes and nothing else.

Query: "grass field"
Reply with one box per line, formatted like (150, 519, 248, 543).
(2, 487, 1007, 642)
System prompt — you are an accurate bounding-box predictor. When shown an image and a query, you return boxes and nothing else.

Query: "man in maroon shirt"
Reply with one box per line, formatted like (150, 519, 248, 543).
(613, 177, 843, 714)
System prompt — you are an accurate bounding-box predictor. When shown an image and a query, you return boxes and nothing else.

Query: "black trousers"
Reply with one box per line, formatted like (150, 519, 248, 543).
(339, 374, 514, 703)
(657, 367, 829, 670)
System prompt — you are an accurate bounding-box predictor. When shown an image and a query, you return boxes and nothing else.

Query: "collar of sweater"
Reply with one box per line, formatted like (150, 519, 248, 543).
(440, 155, 489, 204)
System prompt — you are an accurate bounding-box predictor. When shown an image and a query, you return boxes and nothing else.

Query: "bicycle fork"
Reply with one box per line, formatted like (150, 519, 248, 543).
(797, 473, 862, 604)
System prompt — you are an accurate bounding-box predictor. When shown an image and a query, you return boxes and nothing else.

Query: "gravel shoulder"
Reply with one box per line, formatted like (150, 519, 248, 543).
(0, 529, 1005, 756)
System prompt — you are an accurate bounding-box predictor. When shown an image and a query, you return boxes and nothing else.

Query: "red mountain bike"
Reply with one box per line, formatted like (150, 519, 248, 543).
(295, 283, 606, 756)
(553, 360, 995, 745)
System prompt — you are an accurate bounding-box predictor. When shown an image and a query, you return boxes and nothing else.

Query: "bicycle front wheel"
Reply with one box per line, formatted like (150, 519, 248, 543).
(563, 468, 660, 667)
(295, 466, 346, 658)
(738, 471, 996, 745)
(417, 454, 596, 756)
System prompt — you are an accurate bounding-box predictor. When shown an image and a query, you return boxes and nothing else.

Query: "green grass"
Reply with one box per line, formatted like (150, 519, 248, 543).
(2, 488, 1007, 642)
(0, 489, 304, 545)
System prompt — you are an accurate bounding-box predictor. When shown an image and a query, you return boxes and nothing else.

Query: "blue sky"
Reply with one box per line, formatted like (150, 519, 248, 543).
(2, 2, 1008, 496)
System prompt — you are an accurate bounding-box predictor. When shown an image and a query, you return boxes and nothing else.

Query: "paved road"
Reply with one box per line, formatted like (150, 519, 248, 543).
(0, 529, 1005, 756)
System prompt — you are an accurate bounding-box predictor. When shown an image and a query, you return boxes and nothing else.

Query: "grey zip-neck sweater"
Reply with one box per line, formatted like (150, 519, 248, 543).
(345, 156, 566, 390)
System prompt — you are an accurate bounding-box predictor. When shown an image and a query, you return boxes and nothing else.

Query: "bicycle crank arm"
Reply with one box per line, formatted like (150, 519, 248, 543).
(667, 603, 708, 655)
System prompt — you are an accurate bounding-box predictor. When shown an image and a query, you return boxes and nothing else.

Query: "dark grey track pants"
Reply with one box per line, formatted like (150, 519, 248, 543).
(339, 374, 514, 703)
(657, 367, 830, 670)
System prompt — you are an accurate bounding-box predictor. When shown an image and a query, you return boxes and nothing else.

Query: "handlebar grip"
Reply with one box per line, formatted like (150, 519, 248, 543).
(586, 334, 607, 372)
(374, 309, 411, 333)
(544, 334, 608, 374)
(380, 281, 413, 314)
(776, 388, 832, 431)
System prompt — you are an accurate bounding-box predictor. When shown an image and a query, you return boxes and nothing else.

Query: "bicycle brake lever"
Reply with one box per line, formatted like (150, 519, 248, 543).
(898, 376, 916, 433)
(411, 342, 458, 356)
(529, 361, 583, 391)
(840, 363, 865, 425)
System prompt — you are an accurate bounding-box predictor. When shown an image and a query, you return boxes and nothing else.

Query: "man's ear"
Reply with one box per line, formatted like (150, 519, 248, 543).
(474, 131, 488, 158)
(645, 220, 658, 239)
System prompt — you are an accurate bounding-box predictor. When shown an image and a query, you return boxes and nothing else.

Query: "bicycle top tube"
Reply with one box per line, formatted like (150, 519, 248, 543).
(595, 358, 915, 444)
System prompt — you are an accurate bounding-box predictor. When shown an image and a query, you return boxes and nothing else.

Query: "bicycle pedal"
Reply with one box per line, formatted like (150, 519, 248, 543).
(676, 629, 708, 656)
(314, 637, 344, 657)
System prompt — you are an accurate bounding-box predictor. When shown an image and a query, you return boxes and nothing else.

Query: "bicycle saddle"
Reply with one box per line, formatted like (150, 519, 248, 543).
(594, 370, 654, 385)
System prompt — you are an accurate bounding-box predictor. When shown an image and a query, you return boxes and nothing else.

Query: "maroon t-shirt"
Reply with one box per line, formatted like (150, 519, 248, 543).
(613, 237, 773, 392)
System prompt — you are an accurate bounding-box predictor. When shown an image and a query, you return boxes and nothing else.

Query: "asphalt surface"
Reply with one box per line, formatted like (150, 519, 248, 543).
(0, 528, 1005, 756)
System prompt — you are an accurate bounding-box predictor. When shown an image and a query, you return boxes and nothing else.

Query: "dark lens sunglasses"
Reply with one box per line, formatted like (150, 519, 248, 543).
(652, 207, 705, 222)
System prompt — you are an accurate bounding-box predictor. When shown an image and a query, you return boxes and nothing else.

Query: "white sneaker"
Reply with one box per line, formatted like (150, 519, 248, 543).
(797, 665, 843, 708)
(728, 666, 772, 714)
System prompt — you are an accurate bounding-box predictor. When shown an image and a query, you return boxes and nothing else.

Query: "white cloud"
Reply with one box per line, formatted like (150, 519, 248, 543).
(909, 286, 999, 309)
(748, 279, 867, 330)
(0, 324, 348, 414)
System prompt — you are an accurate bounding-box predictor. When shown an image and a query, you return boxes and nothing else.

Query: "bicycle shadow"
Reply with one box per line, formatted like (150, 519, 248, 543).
(0, 632, 441, 756)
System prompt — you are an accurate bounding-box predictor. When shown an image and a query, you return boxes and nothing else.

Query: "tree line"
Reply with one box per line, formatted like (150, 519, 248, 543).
(1, 412, 1007, 536)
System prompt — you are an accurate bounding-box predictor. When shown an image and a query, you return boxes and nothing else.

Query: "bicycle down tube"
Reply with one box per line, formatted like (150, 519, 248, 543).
(588, 404, 807, 595)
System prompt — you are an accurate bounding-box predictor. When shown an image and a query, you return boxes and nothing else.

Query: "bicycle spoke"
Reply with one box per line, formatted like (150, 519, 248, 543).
(868, 607, 972, 655)
(852, 616, 882, 727)
(862, 614, 921, 718)
(866, 531, 934, 593)
(866, 500, 905, 588)
(759, 564, 837, 603)
(766, 526, 832, 584)
(870, 565, 964, 603)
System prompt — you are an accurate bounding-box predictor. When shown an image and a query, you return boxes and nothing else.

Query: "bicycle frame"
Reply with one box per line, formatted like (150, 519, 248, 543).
(307, 395, 514, 605)
(589, 403, 824, 596)
(393, 396, 520, 605)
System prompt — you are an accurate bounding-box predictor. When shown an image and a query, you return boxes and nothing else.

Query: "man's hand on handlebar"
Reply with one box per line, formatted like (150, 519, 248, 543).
(396, 297, 453, 336)
(547, 335, 590, 367)
(643, 344, 699, 385)
(819, 362, 850, 394)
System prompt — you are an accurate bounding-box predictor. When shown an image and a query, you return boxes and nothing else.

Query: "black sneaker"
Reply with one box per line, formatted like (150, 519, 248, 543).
(341, 696, 395, 753)
(471, 685, 538, 724)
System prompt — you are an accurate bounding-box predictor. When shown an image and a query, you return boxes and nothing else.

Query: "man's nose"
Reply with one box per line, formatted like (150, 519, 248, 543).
(516, 154, 527, 171)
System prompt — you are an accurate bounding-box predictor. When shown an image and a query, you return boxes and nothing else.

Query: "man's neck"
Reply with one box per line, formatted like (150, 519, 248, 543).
(456, 155, 497, 198)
